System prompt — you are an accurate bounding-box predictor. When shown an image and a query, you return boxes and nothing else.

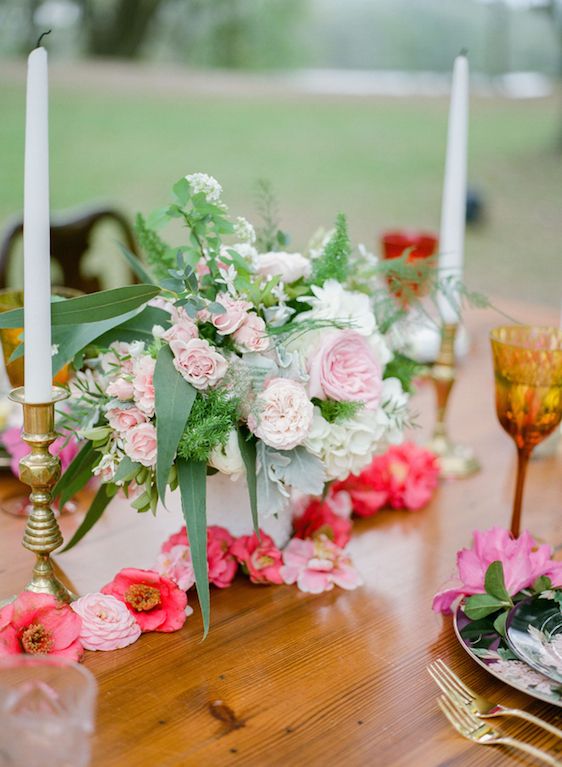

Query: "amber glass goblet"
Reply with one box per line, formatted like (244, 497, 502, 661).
(490, 326, 562, 538)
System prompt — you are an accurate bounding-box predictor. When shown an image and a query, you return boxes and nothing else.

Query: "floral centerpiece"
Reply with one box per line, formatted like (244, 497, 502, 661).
(0, 173, 421, 632)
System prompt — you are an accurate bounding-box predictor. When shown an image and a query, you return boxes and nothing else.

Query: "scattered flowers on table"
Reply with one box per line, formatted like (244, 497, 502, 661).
(280, 535, 363, 594)
(71, 593, 141, 651)
(230, 531, 284, 585)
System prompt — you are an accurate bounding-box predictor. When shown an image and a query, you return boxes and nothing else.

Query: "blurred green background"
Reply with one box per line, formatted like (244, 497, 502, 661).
(1, 0, 561, 307)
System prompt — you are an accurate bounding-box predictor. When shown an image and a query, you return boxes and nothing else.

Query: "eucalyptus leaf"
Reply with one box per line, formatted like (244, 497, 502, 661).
(178, 458, 210, 637)
(94, 306, 169, 347)
(237, 428, 259, 537)
(113, 456, 142, 484)
(117, 242, 157, 285)
(53, 442, 96, 509)
(154, 345, 196, 504)
(60, 484, 112, 552)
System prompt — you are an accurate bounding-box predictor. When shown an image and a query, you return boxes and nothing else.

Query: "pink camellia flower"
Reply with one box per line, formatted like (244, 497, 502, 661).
(162, 318, 199, 345)
(308, 330, 383, 410)
(0, 592, 83, 660)
(230, 531, 284, 584)
(101, 568, 189, 633)
(292, 498, 352, 548)
(123, 422, 157, 467)
(161, 526, 188, 553)
(207, 526, 238, 588)
(432, 527, 562, 614)
(211, 293, 252, 335)
(233, 312, 270, 352)
(170, 337, 228, 390)
(3, 428, 80, 479)
(132, 355, 156, 417)
(333, 462, 388, 518)
(106, 406, 147, 434)
(154, 545, 196, 591)
(248, 377, 313, 450)
(106, 376, 134, 401)
(280, 535, 363, 594)
(71, 593, 141, 651)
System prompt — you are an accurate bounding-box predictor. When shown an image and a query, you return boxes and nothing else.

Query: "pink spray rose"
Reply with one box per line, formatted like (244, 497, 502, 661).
(211, 293, 252, 335)
(248, 377, 313, 450)
(308, 330, 383, 410)
(207, 526, 238, 588)
(292, 498, 352, 548)
(132, 355, 156, 416)
(280, 535, 363, 594)
(162, 320, 199, 345)
(71, 593, 141, 651)
(230, 531, 284, 584)
(154, 545, 196, 591)
(106, 376, 135, 401)
(101, 568, 189, 633)
(170, 338, 228, 390)
(124, 422, 157, 467)
(233, 312, 270, 352)
(432, 527, 562, 614)
(0, 592, 83, 660)
(106, 406, 147, 434)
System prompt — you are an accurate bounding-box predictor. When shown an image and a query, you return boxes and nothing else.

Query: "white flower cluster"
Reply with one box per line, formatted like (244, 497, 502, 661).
(185, 172, 222, 203)
(233, 216, 256, 244)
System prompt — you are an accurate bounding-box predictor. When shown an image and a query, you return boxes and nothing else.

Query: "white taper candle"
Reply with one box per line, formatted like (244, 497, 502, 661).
(23, 45, 52, 403)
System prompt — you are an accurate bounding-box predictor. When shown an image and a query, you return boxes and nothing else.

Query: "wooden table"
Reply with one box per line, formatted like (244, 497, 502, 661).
(1, 300, 562, 766)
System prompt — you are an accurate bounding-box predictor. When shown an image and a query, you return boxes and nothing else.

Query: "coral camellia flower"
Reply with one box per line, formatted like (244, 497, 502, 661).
(292, 498, 352, 548)
(159, 526, 237, 589)
(71, 593, 141, 651)
(280, 535, 363, 594)
(0, 592, 83, 660)
(101, 568, 189, 632)
(207, 526, 238, 588)
(432, 527, 562, 614)
(230, 531, 284, 585)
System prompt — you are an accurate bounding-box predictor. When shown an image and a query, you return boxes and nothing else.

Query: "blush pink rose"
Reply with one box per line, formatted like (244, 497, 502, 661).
(132, 355, 156, 416)
(233, 313, 270, 352)
(101, 568, 189, 633)
(170, 338, 228, 390)
(207, 526, 238, 588)
(0, 592, 83, 660)
(106, 376, 134, 401)
(162, 317, 199, 344)
(106, 406, 147, 434)
(71, 593, 141, 651)
(280, 535, 363, 594)
(124, 422, 157, 467)
(308, 330, 383, 410)
(230, 531, 283, 584)
(432, 527, 562, 614)
(211, 293, 252, 335)
(248, 378, 313, 450)
(154, 545, 195, 591)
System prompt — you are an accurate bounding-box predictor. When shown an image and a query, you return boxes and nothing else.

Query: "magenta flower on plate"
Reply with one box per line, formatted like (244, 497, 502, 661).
(280, 534, 363, 594)
(432, 527, 562, 614)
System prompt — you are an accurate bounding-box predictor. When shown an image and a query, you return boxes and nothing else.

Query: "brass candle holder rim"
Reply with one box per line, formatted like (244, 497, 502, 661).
(490, 325, 562, 352)
(8, 386, 69, 406)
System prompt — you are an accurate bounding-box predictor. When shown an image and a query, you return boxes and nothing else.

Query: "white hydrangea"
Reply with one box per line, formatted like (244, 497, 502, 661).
(209, 430, 245, 481)
(379, 377, 409, 444)
(233, 216, 256, 244)
(297, 279, 376, 336)
(185, 172, 222, 203)
(304, 406, 387, 481)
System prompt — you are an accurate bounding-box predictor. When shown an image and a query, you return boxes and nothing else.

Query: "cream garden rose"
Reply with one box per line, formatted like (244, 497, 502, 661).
(248, 378, 313, 450)
(209, 430, 245, 480)
(255, 251, 311, 284)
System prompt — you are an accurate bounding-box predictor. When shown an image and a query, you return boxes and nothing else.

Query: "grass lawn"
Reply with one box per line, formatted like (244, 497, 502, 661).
(1, 64, 561, 308)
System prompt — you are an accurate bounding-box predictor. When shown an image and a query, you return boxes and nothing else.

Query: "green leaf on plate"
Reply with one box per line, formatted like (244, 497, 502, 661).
(237, 427, 259, 538)
(463, 593, 507, 621)
(60, 483, 113, 552)
(154, 345, 196, 504)
(177, 458, 209, 637)
(533, 575, 553, 594)
(493, 610, 509, 637)
(53, 441, 97, 510)
(484, 561, 511, 604)
(0, 284, 161, 328)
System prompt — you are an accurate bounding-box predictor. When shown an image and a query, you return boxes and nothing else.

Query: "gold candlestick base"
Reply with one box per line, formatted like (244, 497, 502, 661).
(427, 324, 480, 480)
(6, 387, 76, 603)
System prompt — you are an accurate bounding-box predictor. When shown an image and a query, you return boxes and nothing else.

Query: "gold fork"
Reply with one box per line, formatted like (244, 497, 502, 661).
(428, 657, 562, 739)
(438, 694, 562, 766)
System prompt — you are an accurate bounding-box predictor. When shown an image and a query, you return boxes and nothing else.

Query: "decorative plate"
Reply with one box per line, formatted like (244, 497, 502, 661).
(454, 606, 562, 708)
(506, 594, 562, 685)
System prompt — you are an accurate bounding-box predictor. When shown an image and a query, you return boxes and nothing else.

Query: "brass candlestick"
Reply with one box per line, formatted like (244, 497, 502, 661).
(426, 323, 480, 479)
(7, 386, 75, 603)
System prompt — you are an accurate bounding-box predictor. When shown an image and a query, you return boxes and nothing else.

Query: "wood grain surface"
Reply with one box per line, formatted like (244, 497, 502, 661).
(1, 300, 562, 767)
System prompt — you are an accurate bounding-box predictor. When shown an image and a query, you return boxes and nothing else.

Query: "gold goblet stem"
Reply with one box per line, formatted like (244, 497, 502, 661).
(512, 447, 530, 539)
(8, 387, 75, 603)
(427, 323, 480, 479)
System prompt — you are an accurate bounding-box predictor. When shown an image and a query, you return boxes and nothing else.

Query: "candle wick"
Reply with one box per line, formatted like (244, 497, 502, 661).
(459, 48, 468, 57)
(35, 30, 52, 49)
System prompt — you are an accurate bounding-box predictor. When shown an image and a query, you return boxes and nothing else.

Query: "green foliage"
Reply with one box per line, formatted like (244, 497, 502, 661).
(310, 212, 350, 287)
(383, 353, 422, 394)
(237, 427, 259, 537)
(135, 213, 176, 281)
(313, 398, 360, 424)
(254, 178, 289, 252)
(177, 389, 239, 463)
